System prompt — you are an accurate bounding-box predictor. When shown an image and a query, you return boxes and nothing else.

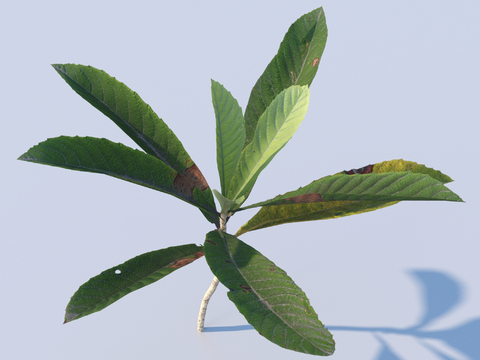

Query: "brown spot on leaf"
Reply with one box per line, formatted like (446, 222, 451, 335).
(269, 266, 276, 272)
(344, 164, 374, 175)
(173, 164, 209, 198)
(239, 284, 252, 292)
(282, 193, 324, 204)
(169, 251, 204, 269)
(205, 239, 216, 245)
(224, 259, 231, 264)
(312, 57, 320, 67)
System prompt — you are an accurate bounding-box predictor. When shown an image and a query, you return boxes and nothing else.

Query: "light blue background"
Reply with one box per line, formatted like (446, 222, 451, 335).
(1, 1, 479, 359)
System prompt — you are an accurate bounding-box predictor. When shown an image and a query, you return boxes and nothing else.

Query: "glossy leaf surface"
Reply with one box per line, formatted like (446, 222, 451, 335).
(52, 64, 193, 173)
(240, 171, 462, 209)
(228, 85, 310, 204)
(64, 244, 204, 323)
(18, 136, 218, 220)
(243, 7, 327, 147)
(211, 80, 245, 195)
(204, 231, 334, 355)
(236, 160, 461, 236)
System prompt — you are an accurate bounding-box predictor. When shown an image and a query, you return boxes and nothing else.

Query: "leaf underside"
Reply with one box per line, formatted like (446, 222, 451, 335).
(228, 85, 310, 204)
(18, 136, 218, 219)
(204, 231, 335, 356)
(64, 244, 204, 323)
(244, 7, 328, 147)
(236, 159, 462, 236)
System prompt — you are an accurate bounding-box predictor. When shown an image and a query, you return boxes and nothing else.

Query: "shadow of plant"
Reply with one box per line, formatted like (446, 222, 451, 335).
(329, 270, 480, 360)
(204, 270, 478, 359)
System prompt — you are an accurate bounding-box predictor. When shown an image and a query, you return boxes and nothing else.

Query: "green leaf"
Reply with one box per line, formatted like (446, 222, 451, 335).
(52, 64, 193, 173)
(18, 136, 218, 221)
(228, 85, 310, 204)
(204, 231, 335, 356)
(237, 201, 397, 236)
(193, 186, 218, 224)
(244, 7, 327, 147)
(211, 80, 245, 195)
(50, 64, 217, 223)
(239, 171, 463, 209)
(64, 244, 204, 323)
(236, 160, 462, 236)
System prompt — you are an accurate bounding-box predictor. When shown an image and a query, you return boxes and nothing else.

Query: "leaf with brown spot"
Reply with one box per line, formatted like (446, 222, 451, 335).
(173, 164, 209, 198)
(203, 231, 335, 356)
(169, 251, 204, 269)
(235, 160, 462, 236)
(64, 243, 204, 323)
(239, 284, 252, 291)
(344, 164, 374, 175)
(18, 136, 218, 223)
(243, 7, 328, 147)
(281, 193, 324, 204)
(24, 64, 218, 223)
(338, 159, 454, 183)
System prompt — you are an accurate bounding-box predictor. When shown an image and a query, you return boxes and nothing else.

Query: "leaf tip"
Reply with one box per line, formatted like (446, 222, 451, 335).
(17, 151, 33, 162)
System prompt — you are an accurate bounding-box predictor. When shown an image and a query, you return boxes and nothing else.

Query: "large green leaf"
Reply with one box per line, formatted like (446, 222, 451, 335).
(239, 171, 462, 209)
(64, 244, 204, 323)
(204, 231, 334, 356)
(211, 80, 245, 195)
(237, 200, 397, 236)
(236, 160, 461, 236)
(18, 136, 218, 222)
(228, 85, 310, 204)
(52, 64, 193, 173)
(50, 64, 217, 222)
(244, 7, 327, 147)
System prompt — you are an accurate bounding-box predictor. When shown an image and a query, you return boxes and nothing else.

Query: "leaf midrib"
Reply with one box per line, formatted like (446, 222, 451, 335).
(222, 234, 330, 353)
(214, 91, 231, 192)
(231, 92, 303, 200)
(293, 9, 324, 85)
(68, 66, 172, 168)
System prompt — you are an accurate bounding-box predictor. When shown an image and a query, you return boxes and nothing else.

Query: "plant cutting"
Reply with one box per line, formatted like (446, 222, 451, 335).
(18, 7, 463, 356)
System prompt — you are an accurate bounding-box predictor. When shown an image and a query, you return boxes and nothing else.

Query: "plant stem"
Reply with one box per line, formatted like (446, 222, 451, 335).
(197, 212, 228, 332)
(197, 276, 220, 332)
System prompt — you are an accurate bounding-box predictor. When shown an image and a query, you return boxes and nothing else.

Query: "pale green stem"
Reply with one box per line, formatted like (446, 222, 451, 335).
(197, 212, 228, 332)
